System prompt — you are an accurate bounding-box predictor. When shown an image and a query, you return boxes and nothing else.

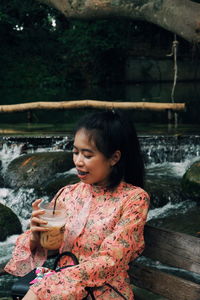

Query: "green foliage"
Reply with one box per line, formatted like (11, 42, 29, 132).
(60, 19, 129, 57)
(0, 0, 194, 87)
(0, 0, 134, 86)
(58, 19, 132, 83)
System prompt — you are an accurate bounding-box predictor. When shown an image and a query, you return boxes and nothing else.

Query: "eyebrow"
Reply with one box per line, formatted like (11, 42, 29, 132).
(73, 145, 94, 153)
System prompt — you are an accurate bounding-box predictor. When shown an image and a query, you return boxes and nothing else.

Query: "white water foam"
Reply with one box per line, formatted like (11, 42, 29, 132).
(147, 199, 197, 221)
(0, 235, 19, 265)
(0, 143, 22, 173)
(147, 156, 200, 178)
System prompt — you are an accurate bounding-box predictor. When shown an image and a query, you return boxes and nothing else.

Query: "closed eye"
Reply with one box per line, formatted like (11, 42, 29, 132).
(84, 155, 92, 159)
(72, 150, 78, 155)
(72, 150, 92, 159)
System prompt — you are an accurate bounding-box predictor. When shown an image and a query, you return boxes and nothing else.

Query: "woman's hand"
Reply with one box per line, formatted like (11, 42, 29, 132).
(22, 289, 39, 300)
(30, 199, 49, 252)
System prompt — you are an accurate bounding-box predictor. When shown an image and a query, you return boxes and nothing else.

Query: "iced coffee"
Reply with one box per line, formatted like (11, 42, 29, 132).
(39, 202, 66, 250)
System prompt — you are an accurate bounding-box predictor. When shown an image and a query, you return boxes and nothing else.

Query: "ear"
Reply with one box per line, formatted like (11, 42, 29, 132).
(110, 150, 121, 167)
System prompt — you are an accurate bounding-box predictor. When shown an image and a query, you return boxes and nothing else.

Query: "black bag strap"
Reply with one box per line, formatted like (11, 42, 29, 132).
(53, 251, 127, 300)
(52, 251, 95, 299)
(105, 283, 127, 300)
(53, 251, 79, 270)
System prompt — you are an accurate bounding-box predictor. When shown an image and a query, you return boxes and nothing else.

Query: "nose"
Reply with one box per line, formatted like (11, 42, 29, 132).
(74, 153, 84, 167)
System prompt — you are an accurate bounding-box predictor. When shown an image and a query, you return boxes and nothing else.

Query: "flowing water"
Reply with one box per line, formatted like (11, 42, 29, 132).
(0, 135, 199, 296)
(0, 136, 199, 267)
(0, 79, 200, 295)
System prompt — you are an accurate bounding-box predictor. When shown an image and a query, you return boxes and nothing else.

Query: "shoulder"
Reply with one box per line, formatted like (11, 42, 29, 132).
(118, 182, 150, 204)
(53, 181, 83, 202)
(58, 181, 84, 195)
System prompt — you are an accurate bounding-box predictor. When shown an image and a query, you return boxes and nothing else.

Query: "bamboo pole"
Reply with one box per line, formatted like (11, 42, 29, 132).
(0, 100, 185, 113)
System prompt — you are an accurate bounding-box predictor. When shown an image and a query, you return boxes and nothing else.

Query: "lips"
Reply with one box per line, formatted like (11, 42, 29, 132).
(77, 169, 89, 176)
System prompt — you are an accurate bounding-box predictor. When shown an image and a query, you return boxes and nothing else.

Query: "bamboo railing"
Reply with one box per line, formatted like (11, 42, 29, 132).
(0, 100, 185, 112)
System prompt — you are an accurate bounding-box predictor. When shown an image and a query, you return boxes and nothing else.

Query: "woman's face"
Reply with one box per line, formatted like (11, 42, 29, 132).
(73, 129, 119, 186)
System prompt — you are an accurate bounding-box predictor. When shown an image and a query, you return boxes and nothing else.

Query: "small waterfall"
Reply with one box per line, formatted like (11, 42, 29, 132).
(1, 135, 200, 165)
(140, 135, 200, 164)
(0, 135, 199, 295)
(0, 136, 71, 173)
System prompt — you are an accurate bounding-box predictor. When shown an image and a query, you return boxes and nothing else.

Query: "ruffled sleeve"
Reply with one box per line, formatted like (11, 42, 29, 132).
(4, 184, 73, 277)
(4, 230, 46, 276)
(30, 189, 149, 299)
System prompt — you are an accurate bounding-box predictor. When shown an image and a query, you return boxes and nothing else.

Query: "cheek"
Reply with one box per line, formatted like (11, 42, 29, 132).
(99, 162, 112, 175)
(72, 155, 76, 164)
(73, 155, 80, 166)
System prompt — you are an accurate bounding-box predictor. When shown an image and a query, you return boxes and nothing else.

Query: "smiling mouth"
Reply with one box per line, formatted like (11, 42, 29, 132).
(77, 170, 89, 176)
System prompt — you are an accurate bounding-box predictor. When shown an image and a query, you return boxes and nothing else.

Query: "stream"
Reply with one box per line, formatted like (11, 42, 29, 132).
(0, 135, 200, 296)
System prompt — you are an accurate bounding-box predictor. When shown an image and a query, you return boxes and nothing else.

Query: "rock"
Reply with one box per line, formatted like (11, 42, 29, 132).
(0, 160, 4, 186)
(4, 152, 74, 191)
(148, 205, 200, 237)
(181, 160, 200, 200)
(0, 174, 4, 187)
(43, 174, 79, 197)
(0, 203, 22, 241)
(145, 177, 183, 208)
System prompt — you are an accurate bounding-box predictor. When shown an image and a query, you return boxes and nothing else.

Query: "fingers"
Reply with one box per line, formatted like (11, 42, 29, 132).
(31, 209, 45, 219)
(31, 216, 47, 227)
(30, 212, 48, 229)
(32, 199, 43, 211)
(31, 225, 49, 233)
(31, 208, 45, 222)
(30, 199, 50, 250)
(30, 199, 49, 233)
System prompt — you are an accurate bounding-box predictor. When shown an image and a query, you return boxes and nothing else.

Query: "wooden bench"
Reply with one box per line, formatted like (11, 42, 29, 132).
(129, 225, 200, 300)
(1, 225, 200, 300)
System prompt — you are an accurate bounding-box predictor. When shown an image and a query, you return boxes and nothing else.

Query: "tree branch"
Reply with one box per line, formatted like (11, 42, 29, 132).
(0, 100, 185, 113)
(36, 0, 200, 43)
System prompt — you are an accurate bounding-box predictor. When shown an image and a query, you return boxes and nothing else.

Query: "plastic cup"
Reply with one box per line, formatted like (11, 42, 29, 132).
(39, 201, 66, 250)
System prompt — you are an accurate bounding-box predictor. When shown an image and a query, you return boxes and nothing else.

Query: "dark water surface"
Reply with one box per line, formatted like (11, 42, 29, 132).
(0, 82, 199, 135)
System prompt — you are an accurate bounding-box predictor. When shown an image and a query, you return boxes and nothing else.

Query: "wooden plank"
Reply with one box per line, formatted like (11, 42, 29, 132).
(143, 225, 200, 274)
(129, 262, 200, 300)
(0, 100, 186, 113)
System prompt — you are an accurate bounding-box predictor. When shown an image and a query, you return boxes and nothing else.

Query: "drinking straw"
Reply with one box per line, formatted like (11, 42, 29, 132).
(52, 189, 64, 215)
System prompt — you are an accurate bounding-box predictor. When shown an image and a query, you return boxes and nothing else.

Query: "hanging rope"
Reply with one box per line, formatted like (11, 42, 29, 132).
(167, 34, 179, 103)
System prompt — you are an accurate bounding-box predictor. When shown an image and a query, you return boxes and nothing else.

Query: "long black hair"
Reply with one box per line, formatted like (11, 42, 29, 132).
(74, 110, 144, 189)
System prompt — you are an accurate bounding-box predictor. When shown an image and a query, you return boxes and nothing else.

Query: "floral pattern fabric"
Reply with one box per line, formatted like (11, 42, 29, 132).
(5, 181, 149, 299)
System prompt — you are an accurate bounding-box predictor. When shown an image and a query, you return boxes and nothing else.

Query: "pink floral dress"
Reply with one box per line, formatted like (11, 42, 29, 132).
(5, 181, 149, 299)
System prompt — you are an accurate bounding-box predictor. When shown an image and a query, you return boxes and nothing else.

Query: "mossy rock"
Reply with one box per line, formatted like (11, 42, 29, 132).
(0, 203, 22, 241)
(181, 160, 200, 200)
(145, 177, 182, 208)
(5, 151, 73, 191)
(44, 174, 79, 197)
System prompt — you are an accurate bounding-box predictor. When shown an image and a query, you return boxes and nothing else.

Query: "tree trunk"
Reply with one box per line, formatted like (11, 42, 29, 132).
(37, 0, 200, 43)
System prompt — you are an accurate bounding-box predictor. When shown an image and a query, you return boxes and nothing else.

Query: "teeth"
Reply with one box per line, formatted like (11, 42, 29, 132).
(78, 170, 88, 175)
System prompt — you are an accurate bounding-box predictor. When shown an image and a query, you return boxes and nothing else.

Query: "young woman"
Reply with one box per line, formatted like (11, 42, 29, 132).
(5, 110, 150, 299)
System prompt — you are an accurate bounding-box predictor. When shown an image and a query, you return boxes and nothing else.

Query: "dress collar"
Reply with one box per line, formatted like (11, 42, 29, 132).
(89, 181, 125, 194)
